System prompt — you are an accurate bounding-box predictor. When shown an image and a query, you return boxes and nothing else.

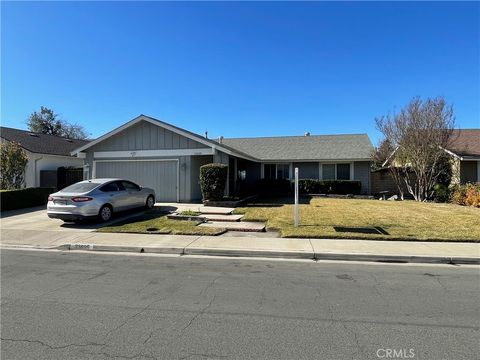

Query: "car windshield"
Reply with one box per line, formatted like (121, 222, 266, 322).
(60, 182, 99, 193)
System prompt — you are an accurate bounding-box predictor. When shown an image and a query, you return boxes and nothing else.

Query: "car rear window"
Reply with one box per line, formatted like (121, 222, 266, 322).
(61, 182, 99, 193)
(100, 182, 121, 192)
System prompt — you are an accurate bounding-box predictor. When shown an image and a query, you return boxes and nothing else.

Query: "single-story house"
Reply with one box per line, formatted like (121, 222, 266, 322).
(0, 127, 88, 188)
(71, 115, 374, 202)
(444, 129, 480, 184)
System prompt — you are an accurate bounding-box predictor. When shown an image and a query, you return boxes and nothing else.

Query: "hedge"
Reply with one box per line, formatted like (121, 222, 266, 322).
(199, 163, 228, 200)
(299, 179, 362, 195)
(0, 187, 55, 212)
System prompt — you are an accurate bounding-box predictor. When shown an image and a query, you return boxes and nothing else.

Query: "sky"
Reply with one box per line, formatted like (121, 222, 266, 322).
(2, 1, 479, 145)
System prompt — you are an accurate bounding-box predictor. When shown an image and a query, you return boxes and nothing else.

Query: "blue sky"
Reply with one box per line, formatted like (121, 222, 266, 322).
(2, 1, 479, 144)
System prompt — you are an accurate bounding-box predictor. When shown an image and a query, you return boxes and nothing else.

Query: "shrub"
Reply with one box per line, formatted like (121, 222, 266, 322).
(451, 183, 480, 207)
(433, 183, 451, 203)
(0, 141, 28, 189)
(0, 187, 55, 212)
(199, 163, 228, 200)
(299, 179, 362, 195)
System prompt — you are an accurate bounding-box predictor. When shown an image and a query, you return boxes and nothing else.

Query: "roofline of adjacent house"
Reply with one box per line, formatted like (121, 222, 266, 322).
(0, 126, 91, 143)
(70, 115, 259, 162)
(223, 133, 371, 140)
(255, 158, 372, 163)
(0, 135, 82, 157)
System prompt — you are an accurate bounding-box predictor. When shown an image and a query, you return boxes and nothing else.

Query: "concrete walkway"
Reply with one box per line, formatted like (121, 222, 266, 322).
(1, 228, 479, 264)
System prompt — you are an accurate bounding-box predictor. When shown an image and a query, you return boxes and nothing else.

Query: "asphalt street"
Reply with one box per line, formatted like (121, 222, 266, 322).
(1, 250, 479, 360)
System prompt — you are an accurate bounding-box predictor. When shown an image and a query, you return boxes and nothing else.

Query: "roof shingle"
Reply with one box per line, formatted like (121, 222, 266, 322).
(222, 134, 374, 161)
(447, 129, 480, 158)
(0, 127, 90, 157)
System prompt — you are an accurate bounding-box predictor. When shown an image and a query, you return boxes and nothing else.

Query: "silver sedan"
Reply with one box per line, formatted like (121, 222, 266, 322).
(47, 178, 156, 222)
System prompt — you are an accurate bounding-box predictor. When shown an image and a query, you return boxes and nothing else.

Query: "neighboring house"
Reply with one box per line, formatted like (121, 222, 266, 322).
(444, 129, 480, 184)
(0, 127, 89, 188)
(71, 115, 374, 202)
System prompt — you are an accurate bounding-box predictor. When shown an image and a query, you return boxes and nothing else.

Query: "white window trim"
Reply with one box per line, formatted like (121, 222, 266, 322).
(319, 162, 354, 181)
(93, 148, 214, 159)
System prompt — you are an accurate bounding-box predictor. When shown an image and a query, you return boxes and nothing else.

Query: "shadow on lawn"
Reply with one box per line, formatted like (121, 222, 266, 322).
(333, 226, 390, 235)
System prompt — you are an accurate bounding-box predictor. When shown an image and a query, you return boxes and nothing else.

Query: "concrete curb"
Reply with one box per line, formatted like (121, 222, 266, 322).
(314, 252, 480, 265)
(18, 243, 476, 265)
(183, 247, 314, 259)
(49, 244, 480, 265)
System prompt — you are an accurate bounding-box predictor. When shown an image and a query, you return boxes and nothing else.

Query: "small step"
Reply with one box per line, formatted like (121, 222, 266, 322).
(203, 214, 244, 222)
(199, 221, 266, 232)
(197, 206, 234, 215)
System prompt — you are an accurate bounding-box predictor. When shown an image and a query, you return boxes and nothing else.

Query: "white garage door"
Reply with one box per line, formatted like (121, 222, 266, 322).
(95, 160, 178, 202)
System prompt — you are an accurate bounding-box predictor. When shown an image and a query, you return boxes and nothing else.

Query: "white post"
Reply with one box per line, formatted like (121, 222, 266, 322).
(294, 167, 299, 227)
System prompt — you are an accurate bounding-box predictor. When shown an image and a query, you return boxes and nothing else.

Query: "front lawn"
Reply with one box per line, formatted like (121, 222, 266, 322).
(235, 197, 480, 241)
(98, 210, 225, 236)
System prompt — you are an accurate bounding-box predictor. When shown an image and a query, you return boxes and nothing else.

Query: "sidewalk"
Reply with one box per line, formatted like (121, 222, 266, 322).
(1, 229, 479, 264)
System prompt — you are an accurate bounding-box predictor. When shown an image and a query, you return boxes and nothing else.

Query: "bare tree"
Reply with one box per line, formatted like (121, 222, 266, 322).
(373, 139, 406, 200)
(376, 97, 455, 201)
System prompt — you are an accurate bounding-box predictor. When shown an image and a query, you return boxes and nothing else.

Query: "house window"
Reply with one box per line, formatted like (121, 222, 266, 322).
(277, 164, 290, 180)
(264, 164, 276, 180)
(322, 164, 336, 180)
(337, 164, 350, 180)
(322, 163, 351, 180)
(263, 164, 291, 180)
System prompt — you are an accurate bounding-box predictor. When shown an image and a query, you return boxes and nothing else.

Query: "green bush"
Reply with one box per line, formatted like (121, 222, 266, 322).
(451, 183, 480, 207)
(199, 163, 228, 200)
(433, 183, 451, 203)
(0, 187, 55, 212)
(299, 179, 362, 195)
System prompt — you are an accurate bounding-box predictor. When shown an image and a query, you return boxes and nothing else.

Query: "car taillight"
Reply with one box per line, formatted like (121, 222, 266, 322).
(71, 197, 93, 202)
(48, 196, 54, 201)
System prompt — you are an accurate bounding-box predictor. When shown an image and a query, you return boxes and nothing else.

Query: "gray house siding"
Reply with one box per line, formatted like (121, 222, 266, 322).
(460, 161, 478, 183)
(354, 161, 371, 194)
(82, 120, 212, 202)
(294, 162, 319, 179)
(213, 151, 229, 165)
(90, 121, 209, 152)
(77, 118, 374, 200)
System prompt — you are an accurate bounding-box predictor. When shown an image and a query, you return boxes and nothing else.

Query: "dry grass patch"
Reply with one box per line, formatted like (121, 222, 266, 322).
(98, 211, 225, 236)
(235, 198, 480, 241)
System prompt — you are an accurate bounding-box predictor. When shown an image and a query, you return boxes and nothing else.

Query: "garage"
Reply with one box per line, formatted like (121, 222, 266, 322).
(94, 160, 178, 202)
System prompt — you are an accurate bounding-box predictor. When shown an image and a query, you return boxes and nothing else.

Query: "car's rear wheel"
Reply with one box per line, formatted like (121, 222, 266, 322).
(99, 205, 113, 222)
(146, 195, 155, 209)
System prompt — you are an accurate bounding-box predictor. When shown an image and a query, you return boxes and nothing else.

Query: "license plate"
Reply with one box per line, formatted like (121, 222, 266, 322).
(55, 200, 67, 205)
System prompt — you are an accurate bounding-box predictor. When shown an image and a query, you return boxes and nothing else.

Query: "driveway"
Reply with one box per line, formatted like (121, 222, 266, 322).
(0, 206, 146, 232)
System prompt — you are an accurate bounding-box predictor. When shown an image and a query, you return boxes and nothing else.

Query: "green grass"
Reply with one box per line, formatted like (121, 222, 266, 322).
(235, 197, 480, 241)
(178, 210, 201, 216)
(98, 210, 225, 236)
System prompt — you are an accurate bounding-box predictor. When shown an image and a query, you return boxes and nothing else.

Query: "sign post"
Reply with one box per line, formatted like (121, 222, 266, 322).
(294, 167, 299, 227)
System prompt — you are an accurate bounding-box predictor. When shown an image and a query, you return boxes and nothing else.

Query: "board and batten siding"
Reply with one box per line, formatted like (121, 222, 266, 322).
(89, 121, 209, 152)
(83, 120, 213, 202)
(353, 161, 371, 194)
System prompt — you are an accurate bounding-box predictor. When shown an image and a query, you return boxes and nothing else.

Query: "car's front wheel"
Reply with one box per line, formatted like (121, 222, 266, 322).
(146, 195, 155, 209)
(99, 205, 113, 222)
